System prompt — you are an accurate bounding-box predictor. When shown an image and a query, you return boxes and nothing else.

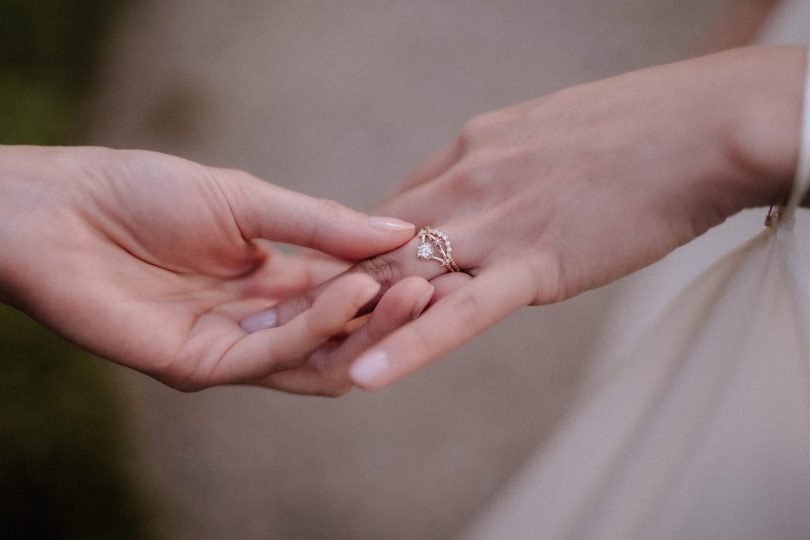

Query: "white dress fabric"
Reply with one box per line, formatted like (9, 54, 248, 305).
(466, 3, 810, 539)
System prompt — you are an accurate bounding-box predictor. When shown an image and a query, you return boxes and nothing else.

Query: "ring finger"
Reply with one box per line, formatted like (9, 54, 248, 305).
(239, 222, 480, 330)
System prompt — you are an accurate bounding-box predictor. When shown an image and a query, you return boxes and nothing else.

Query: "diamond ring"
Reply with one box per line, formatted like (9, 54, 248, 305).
(416, 227, 460, 272)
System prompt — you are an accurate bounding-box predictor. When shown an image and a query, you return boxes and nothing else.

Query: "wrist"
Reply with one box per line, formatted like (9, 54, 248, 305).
(722, 46, 805, 209)
(0, 146, 29, 305)
(0, 145, 87, 306)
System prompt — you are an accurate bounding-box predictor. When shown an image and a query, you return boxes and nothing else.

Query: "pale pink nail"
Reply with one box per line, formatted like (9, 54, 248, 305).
(350, 350, 390, 386)
(368, 216, 414, 232)
(411, 286, 434, 319)
(240, 308, 278, 333)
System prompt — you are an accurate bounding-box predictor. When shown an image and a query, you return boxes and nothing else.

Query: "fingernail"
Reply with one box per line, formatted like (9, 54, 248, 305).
(240, 308, 278, 333)
(350, 350, 390, 386)
(411, 286, 434, 319)
(368, 216, 414, 232)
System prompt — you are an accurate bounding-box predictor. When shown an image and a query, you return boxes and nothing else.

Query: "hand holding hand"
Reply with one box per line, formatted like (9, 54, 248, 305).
(0, 146, 418, 391)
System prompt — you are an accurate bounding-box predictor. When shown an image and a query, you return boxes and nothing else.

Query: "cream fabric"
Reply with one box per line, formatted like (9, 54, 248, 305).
(466, 5, 810, 539)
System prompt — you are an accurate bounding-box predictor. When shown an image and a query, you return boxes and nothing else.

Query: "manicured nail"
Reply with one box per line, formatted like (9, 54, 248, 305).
(350, 350, 390, 386)
(411, 286, 434, 319)
(368, 216, 414, 232)
(240, 308, 278, 333)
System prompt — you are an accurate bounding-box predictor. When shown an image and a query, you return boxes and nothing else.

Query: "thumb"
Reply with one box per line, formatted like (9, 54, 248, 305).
(212, 167, 416, 259)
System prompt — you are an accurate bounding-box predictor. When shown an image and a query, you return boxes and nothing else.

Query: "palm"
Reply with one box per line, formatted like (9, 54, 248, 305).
(16, 149, 348, 388)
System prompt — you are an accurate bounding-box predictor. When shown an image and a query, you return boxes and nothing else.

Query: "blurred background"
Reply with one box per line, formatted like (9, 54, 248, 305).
(1, 1, 738, 538)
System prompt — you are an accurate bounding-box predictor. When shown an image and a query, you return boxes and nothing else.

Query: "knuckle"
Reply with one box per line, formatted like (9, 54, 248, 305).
(445, 156, 494, 195)
(446, 162, 475, 190)
(460, 111, 503, 144)
(443, 148, 524, 203)
(306, 198, 352, 252)
(213, 168, 261, 197)
(317, 197, 349, 218)
(357, 256, 401, 288)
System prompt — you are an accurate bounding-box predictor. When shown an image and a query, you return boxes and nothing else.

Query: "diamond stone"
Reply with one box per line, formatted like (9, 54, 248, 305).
(417, 243, 434, 259)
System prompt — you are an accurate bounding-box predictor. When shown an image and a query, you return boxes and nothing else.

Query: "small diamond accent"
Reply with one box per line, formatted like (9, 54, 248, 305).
(415, 226, 459, 272)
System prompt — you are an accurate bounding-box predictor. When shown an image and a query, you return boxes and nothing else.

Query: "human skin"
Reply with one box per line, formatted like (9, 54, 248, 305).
(256, 45, 805, 392)
(0, 146, 429, 393)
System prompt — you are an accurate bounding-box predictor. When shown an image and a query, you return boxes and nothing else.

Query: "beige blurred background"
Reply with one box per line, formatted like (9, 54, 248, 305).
(86, 1, 731, 538)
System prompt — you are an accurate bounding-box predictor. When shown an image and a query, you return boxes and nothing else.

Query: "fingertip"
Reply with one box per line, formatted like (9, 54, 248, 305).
(359, 280, 383, 305)
(332, 217, 416, 261)
(335, 215, 416, 261)
(313, 272, 381, 313)
(368, 216, 415, 233)
(392, 275, 433, 296)
(349, 349, 390, 389)
(369, 276, 432, 323)
(340, 272, 382, 299)
(240, 308, 278, 333)
(411, 285, 434, 320)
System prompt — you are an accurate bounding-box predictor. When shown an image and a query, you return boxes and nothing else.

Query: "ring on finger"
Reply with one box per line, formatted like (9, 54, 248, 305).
(416, 226, 460, 272)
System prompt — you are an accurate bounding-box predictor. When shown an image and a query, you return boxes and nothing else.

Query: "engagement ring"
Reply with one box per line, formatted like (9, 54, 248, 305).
(416, 227, 460, 272)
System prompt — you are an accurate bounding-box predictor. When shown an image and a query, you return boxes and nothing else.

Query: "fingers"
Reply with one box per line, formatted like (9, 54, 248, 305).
(240, 222, 476, 331)
(225, 247, 349, 301)
(206, 273, 381, 384)
(257, 276, 435, 396)
(211, 167, 416, 259)
(429, 271, 473, 303)
(348, 267, 536, 390)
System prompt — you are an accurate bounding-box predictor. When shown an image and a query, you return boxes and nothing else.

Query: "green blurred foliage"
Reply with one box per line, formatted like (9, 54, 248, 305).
(1, 1, 157, 538)
(0, 307, 155, 539)
(0, 0, 125, 144)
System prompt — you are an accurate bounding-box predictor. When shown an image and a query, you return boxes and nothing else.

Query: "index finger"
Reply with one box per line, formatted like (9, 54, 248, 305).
(211, 167, 416, 260)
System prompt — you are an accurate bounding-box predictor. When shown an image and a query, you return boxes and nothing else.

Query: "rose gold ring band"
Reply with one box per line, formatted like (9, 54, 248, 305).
(416, 227, 460, 272)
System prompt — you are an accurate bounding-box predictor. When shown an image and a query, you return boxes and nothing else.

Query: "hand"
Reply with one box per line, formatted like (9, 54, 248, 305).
(0, 146, 418, 391)
(255, 46, 803, 391)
